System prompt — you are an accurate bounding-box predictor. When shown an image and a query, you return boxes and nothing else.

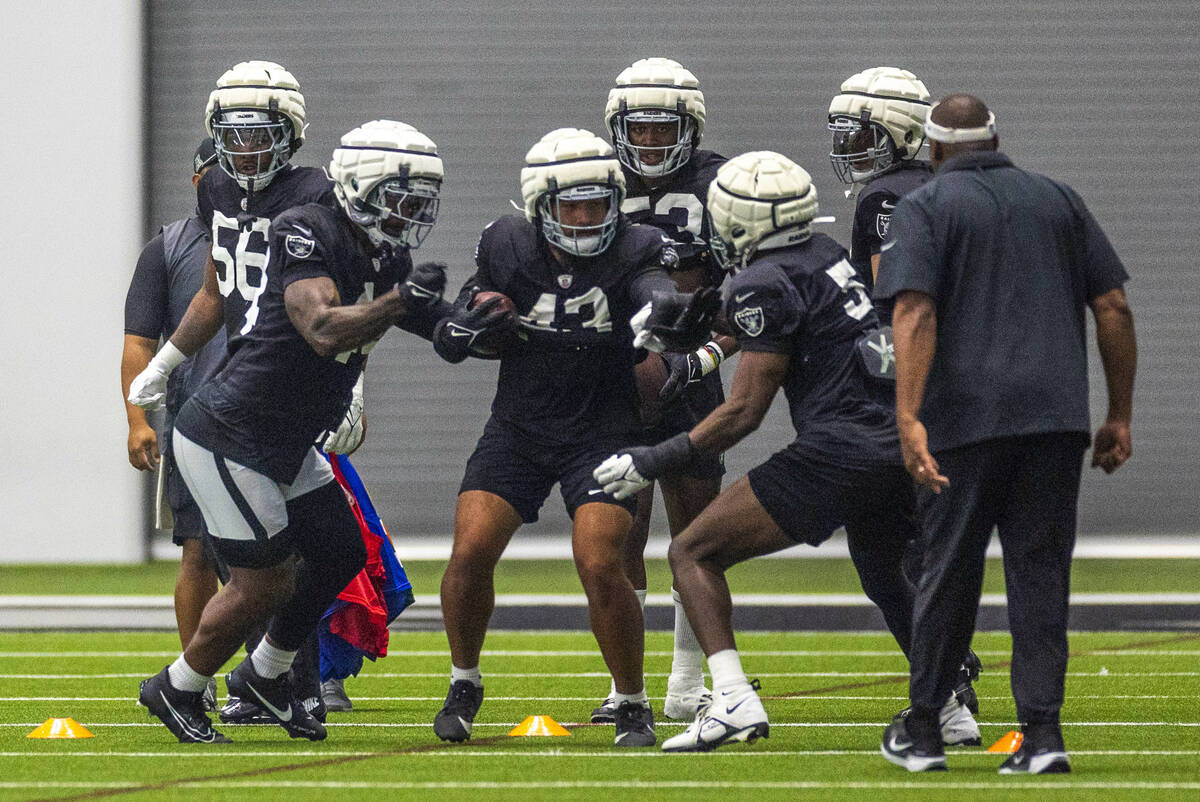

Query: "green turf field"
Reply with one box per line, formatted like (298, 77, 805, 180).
(1, 629, 1197, 801)
(2, 558, 1198, 596)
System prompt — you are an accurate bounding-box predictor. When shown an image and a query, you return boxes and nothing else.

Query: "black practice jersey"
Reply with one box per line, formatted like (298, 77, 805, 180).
(465, 214, 677, 446)
(196, 165, 336, 352)
(851, 161, 933, 293)
(177, 203, 430, 483)
(725, 233, 901, 466)
(621, 149, 726, 282)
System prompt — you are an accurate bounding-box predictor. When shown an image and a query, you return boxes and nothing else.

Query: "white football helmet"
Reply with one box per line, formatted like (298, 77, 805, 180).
(328, 120, 443, 250)
(827, 67, 930, 184)
(520, 128, 626, 257)
(205, 60, 307, 191)
(707, 151, 818, 273)
(605, 58, 706, 179)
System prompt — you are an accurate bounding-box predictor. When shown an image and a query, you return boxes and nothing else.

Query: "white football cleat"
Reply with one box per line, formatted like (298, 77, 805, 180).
(662, 681, 768, 752)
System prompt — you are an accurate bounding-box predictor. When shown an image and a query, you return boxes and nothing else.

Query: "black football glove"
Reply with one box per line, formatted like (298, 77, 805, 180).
(432, 295, 517, 363)
(658, 341, 725, 405)
(632, 287, 721, 353)
(400, 261, 448, 310)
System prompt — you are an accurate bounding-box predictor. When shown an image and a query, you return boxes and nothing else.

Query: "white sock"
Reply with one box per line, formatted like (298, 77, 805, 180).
(708, 649, 749, 693)
(167, 655, 210, 693)
(250, 638, 297, 680)
(451, 665, 483, 688)
(612, 688, 648, 707)
(607, 589, 649, 699)
(669, 587, 704, 682)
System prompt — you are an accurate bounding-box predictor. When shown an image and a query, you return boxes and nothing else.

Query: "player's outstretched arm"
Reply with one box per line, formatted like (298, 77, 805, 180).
(595, 350, 786, 500)
(1090, 287, 1136, 473)
(286, 276, 406, 358)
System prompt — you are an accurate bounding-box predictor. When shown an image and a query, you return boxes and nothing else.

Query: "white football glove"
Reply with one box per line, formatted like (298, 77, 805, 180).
(593, 453, 650, 500)
(321, 373, 365, 455)
(128, 341, 186, 411)
(630, 302, 667, 353)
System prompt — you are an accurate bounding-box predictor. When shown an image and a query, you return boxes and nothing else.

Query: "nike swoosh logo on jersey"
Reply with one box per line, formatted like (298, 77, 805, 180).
(244, 682, 293, 722)
(588, 489, 604, 495)
(880, 200, 896, 210)
(734, 292, 754, 303)
(880, 240, 896, 252)
(448, 328, 473, 338)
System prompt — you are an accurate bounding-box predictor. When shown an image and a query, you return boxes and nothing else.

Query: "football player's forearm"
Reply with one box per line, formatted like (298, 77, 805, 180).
(688, 396, 766, 455)
(304, 294, 404, 357)
(170, 285, 224, 357)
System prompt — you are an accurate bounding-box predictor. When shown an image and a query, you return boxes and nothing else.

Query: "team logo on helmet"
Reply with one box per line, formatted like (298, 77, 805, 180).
(733, 306, 765, 337)
(285, 234, 315, 258)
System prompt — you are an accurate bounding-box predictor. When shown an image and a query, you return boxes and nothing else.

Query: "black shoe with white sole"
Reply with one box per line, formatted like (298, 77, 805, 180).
(880, 718, 947, 772)
(434, 680, 484, 742)
(225, 659, 327, 741)
(138, 666, 231, 744)
(613, 700, 656, 748)
(590, 696, 616, 724)
(999, 724, 1070, 774)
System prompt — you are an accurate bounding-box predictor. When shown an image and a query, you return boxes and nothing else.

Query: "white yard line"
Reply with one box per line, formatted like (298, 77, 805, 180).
(2, 648, 1197, 658)
(4, 721, 1198, 729)
(4, 780, 1199, 791)
(1, 749, 1197, 759)
(6, 670, 1200, 679)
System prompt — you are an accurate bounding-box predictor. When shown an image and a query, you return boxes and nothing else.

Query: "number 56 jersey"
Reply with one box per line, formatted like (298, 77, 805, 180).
(196, 164, 336, 350)
(466, 214, 676, 447)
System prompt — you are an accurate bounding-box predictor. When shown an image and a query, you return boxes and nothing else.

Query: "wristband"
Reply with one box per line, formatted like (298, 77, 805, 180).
(695, 340, 724, 376)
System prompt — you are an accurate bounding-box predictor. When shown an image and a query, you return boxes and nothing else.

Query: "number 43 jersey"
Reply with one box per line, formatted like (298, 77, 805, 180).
(466, 214, 676, 446)
(176, 203, 407, 484)
(196, 164, 336, 350)
(724, 232, 901, 466)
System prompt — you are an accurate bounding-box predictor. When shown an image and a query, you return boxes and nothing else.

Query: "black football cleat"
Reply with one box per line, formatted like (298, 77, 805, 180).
(225, 659, 327, 741)
(219, 695, 274, 725)
(613, 700, 656, 748)
(433, 680, 484, 742)
(881, 718, 947, 772)
(955, 649, 983, 715)
(590, 696, 616, 724)
(138, 665, 231, 744)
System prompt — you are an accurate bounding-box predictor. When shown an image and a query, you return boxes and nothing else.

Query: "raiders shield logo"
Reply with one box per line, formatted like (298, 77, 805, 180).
(875, 212, 892, 240)
(286, 234, 315, 259)
(733, 305, 765, 337)
(557, 274, 573, 289)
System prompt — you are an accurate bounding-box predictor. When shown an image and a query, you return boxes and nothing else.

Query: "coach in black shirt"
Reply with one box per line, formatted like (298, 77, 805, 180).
(874, 94, 1136, 774)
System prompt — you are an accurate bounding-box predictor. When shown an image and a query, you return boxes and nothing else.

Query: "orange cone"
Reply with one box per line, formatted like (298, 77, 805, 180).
(27, 718, 94, 739)
(987, 730, 1023, 753)
(508, 715, 571, 736)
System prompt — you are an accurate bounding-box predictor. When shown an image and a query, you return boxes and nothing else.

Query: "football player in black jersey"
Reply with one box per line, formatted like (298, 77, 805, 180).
(595, 152, 978, 752)
(829, 69, 985, 713)
(431, 128, 707, 749)
(593, 57, 740, 724)
(129, 120, 451, 744)
(828, 67, 933, 302)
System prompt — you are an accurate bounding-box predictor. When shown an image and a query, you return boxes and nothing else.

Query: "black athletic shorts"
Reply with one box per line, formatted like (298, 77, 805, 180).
(748, 441, 914, 546)
(460, 418, 639, 523)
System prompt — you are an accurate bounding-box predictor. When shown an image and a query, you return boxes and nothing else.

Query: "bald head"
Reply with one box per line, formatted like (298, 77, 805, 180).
(928, 93, 998, 168)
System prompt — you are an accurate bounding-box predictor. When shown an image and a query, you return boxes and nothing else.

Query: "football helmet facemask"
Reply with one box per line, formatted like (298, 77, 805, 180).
(707, 151, 818, 274)
(605, 57, 705, 180)
(521, 128, 626, 257)
(206, 60, 306, 192)
(329, 120, 443, 250)
(827, 67, 930, 185)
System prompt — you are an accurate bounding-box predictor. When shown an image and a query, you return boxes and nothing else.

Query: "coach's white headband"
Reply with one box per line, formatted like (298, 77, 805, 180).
(923, 108, 997, 143)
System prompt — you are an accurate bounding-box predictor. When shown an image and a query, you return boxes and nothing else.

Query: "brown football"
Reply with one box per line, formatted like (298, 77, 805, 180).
(469, 290, 516, 315)
(634, 352, 670, 426)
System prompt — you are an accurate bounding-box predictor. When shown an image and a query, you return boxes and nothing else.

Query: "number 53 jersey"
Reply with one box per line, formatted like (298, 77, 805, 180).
(196, 164, 336, 349)
(466, 214, 676, 447)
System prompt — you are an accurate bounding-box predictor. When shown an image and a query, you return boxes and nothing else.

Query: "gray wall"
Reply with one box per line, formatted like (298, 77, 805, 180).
(147, 1, 1200, 538)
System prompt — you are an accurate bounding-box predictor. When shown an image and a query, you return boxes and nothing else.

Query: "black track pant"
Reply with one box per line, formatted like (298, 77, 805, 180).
(908, 432, 1086, 726)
